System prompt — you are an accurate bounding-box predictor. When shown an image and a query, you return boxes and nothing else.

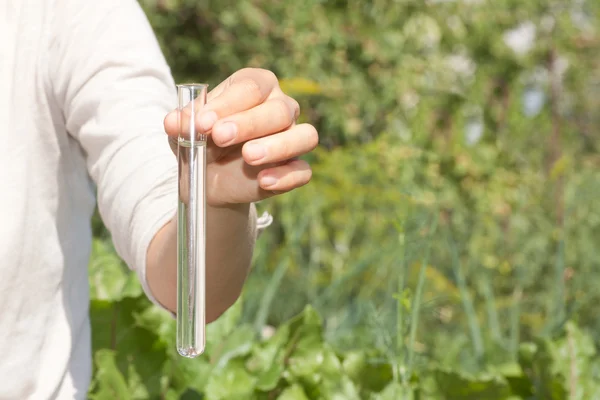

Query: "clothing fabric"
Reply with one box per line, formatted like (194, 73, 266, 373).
(0, 0, 270, 398)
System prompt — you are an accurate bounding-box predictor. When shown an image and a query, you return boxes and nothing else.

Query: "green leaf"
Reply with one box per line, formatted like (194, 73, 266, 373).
(204, 359, 257, 399)
(247, 325, 290, 391)
(89, 298, 167, 398)
(518, 340, 568, 400)
(433, 368, 513, 400)
(285, 337, 339, 382)
(277, 384, 310, 400)
(179, 389, 203, 400)
(134, 303, 176, 348)
(286, 305, 323, 337)
(211, 324, 256, 369)
(254, 361, 284, 392)
(205, 296, 244, 356)
(518, 322, 600, 400)
(88, 239, 142, 301)
(284, 335, 359, 398)
(324, 375, 362, 400)
(371, 382, 417, 400)
(164, 355, 213, 396)
(489, 363, 533, 398)
(88, 350, 130, 400)
(260, 306, 361, 398)
(342, 350, 394, 393)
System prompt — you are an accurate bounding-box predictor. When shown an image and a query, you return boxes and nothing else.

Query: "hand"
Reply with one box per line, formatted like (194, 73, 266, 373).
(164, 68, 318, 207)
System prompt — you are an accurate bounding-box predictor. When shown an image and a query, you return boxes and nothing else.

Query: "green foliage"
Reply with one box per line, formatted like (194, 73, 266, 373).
(87, 271, 600, 399)
(87, 0, 600, 397)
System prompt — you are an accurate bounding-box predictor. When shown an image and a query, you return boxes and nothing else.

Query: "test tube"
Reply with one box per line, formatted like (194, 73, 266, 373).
(176, 83, 209, 357)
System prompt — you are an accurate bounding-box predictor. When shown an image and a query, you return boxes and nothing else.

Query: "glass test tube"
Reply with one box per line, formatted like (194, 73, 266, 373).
(176, 83, 209, 357)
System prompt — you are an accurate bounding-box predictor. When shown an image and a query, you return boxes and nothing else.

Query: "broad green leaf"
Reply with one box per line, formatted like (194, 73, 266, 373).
(134, 303, 176, 348)
(205, 296, 244, 356)
(285, 305, 323, 337)
(211, 324, 256, 369)
(88, 239, 142, 301)
(285, 336, 338, 381)
(371, 382, 417, 400)
(88, 350, 130, 400)
(518, 322, 600, 400)
(247, 324, 290, 373)
(179, 389, 203, 400)
(342, 350, 393, 393)
(518, 340, 568, 400)
(247, 324, 290, 391)
(134, 302, 213, 394)
(284, 339, 350, 398)
(433, 368, 513, 400)
(204, 359, 257, 399)
(323, 375, 362, 400)
(163, 355, 213, 395)
(277, 384, 310, 400)
(489, 363, 533, 398)
(254, 361, 284, 392)
(89, 298, 167, 398)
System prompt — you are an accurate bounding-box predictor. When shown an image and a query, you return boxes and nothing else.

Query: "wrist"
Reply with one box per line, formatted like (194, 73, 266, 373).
(206, 202, 253, 233)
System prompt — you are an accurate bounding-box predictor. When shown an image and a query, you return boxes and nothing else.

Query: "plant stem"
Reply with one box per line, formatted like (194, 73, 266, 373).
(253, 257, 291, 333)
(449, 232, 485, 364)
(406, 212, 439, 379)
(551, 224, 566, 332)
(396, 229, 407, 384)
(479, 271, 503, 345)
(509, 283, 522, 360)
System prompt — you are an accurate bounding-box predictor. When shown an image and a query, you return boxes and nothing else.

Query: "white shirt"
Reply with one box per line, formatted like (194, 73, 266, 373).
(0, 1, 267, 398)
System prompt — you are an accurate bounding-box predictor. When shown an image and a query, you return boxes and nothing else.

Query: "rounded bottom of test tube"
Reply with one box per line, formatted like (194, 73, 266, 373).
(177, 346, 205, 358)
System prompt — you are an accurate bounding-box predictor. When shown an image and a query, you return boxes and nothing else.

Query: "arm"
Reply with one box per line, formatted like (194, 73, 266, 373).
(150, 65, 318, 318)
(146, 203, 256, 322)
(51, 0, 264, 319)
(53, 0, 314, 322)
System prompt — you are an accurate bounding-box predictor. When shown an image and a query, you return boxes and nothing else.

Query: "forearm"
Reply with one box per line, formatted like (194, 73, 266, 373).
(146, 203, 256, 322)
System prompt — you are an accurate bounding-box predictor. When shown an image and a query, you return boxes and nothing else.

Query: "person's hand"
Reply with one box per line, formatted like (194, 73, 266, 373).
(164, 68, 318, 207)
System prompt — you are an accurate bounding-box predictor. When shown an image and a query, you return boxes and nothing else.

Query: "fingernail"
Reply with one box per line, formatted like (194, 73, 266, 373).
(215, 122, 237, 144)
(260, 175, 278, 188)
(245, 143, 266, 162)
(198, 111, 218, 131)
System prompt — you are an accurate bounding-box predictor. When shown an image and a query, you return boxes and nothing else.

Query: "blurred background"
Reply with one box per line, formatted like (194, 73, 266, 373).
(88, 0, 600, 398)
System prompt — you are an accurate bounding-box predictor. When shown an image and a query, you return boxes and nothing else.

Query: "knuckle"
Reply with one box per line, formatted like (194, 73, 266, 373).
(259, 68, 278, 83)
(245, 114, 258, 137)
(240, 78, 263, 102)
(274, 98, 293, 125)
(289, 97, 300, 121)
(235, 67, 259, 79)
(233, 68, 278, 91)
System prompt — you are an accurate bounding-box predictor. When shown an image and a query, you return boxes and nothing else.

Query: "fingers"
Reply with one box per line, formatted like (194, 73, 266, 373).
(207, 67, 278, 103)
(257, 159, 313, 193)
(211, 96, 300, 146)
(164, 68, 280, 139)
(242, 124, 318, 166)
(197, 68, 279, 129)
(167, 105, 210, 142)
(164, 101, 209, 139)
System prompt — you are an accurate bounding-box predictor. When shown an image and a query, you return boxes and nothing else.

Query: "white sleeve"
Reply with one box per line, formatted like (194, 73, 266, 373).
(48, 0, 185, 310)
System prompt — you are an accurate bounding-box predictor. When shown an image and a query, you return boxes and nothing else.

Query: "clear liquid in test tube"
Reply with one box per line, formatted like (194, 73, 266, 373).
(176, 83, 209, 357)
